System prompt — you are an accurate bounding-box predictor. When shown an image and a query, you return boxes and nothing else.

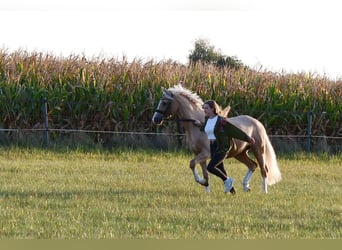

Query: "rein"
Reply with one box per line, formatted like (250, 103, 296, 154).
(165, 116, 196, 123)
(154, 109, 196, 123)
(175, 118, 196, 122)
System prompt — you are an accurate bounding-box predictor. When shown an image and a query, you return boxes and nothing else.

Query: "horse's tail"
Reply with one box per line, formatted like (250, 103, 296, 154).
(263, 133, 282, 185)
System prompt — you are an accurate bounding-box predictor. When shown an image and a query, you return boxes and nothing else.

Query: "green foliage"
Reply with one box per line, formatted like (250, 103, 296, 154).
(188, 39, 244, 69)
(0, 49, 341, 138)
(0, 148, 341, 238)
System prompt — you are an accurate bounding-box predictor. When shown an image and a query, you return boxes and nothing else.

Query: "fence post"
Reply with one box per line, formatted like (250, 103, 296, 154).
(42, 98, 49, 147)
(176, 120, 184, 147)
(306, 110, 312, 152)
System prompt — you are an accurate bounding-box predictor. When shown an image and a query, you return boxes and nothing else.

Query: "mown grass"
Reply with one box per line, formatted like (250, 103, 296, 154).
(0, 147, 341, 239)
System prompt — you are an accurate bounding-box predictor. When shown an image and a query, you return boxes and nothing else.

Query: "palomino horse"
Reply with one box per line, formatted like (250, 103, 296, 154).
(152, 84, 281, 193)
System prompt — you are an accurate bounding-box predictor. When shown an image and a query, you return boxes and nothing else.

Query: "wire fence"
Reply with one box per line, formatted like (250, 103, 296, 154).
(0, 98, 341, 153)
(0, 127, 341, 154)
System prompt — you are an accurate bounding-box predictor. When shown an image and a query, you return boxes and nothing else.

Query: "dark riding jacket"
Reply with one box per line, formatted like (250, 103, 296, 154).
(200, 116, 252, 154)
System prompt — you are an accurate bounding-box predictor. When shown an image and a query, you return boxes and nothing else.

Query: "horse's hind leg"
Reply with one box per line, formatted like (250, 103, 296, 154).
(252, 149, 268, 193)
(235, 151, 258, 192)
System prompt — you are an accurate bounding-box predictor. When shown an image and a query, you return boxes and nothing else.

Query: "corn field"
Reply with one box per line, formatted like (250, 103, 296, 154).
(0, 49, 341, 146)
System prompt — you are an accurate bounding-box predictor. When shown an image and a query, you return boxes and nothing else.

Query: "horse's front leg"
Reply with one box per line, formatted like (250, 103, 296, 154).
(190, 155, 210, 192)
(199, 160, 210, 192)
(190, 158, 207, 185)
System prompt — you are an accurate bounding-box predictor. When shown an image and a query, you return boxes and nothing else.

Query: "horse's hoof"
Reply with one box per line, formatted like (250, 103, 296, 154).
(230, 187, 236, 195)
(243, 187, 251, 192)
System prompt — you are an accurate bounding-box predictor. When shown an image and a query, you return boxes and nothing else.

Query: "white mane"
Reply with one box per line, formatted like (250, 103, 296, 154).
(167, 84, 203, 109)
(167, 83, 230, 117)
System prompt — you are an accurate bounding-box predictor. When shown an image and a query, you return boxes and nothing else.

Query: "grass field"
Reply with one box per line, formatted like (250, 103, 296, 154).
(0, 147, 341, 239)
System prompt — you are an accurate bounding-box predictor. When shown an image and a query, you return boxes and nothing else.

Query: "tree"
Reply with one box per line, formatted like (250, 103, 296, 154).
(188, 39, 244, 69)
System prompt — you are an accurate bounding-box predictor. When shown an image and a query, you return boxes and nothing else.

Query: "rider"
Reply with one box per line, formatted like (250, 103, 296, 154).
(193, 100, 255, 194)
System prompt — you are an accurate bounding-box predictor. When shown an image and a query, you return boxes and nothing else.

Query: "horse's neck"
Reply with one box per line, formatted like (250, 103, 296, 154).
(177, 101, 204, 135)
(177, 102, 203, 122)
(174, 97, 207, 149)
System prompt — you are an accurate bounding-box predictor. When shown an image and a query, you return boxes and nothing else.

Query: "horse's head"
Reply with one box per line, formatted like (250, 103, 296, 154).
(152, 88, 175, 125)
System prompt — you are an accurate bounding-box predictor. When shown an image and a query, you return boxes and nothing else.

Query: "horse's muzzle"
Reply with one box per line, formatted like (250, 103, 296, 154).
(152, 112, 163, 125)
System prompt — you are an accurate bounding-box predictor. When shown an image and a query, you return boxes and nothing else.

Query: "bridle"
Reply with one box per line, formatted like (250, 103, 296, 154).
(154, 93, 196, 123)
(154, 94, 173, 119)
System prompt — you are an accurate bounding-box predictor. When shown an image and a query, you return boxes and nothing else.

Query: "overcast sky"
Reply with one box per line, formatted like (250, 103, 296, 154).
(1, 0, 342, 79)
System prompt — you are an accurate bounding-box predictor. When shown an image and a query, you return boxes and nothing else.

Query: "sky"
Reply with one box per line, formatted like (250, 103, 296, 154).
(1, 0, 342, 80)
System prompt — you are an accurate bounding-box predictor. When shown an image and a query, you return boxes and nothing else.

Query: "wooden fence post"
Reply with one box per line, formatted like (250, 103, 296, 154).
(306, 111, 313, 152)
(42, 98, 49, 147)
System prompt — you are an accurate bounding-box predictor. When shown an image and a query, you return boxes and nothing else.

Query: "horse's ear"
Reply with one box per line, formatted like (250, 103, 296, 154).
(221, 106, 231, 117)
(162, 89, 174, 100)
(161, 86, 165, 92)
